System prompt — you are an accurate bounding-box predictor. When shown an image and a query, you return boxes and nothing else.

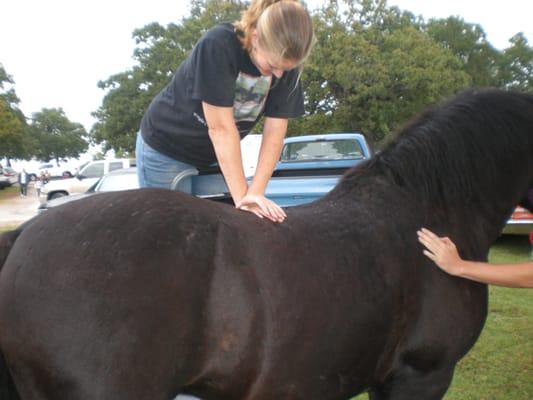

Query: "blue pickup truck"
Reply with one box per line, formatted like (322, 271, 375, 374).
(178, 133, 373, 207)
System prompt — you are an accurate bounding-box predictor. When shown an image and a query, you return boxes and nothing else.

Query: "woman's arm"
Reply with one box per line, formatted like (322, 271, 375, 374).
(417, 228, 533, 288)
(202, 103, 285, 223)
(202, 102, 248, 203)
(248, 117, 287, 196)
(234, 117, 287, 222)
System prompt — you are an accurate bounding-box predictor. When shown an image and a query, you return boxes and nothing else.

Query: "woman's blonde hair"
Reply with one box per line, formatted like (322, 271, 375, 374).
(234, 0, 314, 65)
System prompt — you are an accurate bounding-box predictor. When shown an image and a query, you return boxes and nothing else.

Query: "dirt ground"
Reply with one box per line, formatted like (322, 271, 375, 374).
(0, 184, 40, 228)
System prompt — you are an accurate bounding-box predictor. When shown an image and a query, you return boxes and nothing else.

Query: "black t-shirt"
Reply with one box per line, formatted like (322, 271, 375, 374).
(140, 23, 305, 168)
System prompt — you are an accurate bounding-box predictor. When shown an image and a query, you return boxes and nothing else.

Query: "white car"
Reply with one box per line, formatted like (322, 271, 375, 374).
(40, 158, 135, 201)
(0, 167, 18, 189)
(35, 162, 72, 178)
(38, 167, 139, 212)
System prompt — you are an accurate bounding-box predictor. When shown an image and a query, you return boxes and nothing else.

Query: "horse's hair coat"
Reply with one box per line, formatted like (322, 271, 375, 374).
(0, 89, 532, 400)
(341, 89, 533, 209)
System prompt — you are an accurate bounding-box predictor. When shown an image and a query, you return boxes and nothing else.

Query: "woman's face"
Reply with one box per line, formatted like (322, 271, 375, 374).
(250, 32, 298, 78)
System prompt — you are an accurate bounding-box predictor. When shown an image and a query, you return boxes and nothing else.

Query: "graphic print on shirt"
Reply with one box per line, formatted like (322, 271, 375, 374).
(233, 73, 272, 122)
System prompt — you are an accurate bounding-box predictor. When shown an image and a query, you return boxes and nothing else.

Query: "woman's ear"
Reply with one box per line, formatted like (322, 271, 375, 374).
(251, 29, 259, 49)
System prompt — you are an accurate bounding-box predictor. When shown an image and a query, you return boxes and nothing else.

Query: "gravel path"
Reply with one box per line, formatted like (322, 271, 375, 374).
(0, 185, 39, 228)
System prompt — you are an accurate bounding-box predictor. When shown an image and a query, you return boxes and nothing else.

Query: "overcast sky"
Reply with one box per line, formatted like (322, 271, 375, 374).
(1, 0, 532, 132)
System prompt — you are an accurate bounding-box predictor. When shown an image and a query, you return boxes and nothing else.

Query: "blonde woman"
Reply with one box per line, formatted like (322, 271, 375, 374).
(136, 0, 314, 223)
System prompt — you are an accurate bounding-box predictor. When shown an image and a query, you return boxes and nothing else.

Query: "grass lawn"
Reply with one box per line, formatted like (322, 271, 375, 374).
(443, 236, 533, 400)
(0, 185, 19, 203)
(0, 225, 18, 233)
(354, 235, 533, 399)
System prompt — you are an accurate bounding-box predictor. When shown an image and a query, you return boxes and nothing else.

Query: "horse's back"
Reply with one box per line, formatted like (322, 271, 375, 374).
(0, 185, 489, 399)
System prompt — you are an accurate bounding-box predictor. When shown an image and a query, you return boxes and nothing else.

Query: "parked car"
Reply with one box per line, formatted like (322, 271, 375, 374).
(0, 177, 10, 190)
(39, 158, 135, 201)
(502, 206, 533, 235)
(27, 160, 79, 180)
(0, 167, 18, 189)
(36, 162, 72, 179)
(38, 167, 139, 212)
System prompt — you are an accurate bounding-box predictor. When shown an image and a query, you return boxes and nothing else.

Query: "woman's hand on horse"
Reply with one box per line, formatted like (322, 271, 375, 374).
(236, 193, 286, 223)
(417, 228, 464, 275)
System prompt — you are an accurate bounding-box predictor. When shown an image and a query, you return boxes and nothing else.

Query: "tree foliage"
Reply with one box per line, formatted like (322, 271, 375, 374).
(497, 33, 533, 91)
(91, 0, 245, 153)
(90, 0, 533, 150)
(29, 108, 89, 162)
(0, 64, 20, 107)
(425, 16, 500, 88)
(0, 98, 28, 161)
(289, 0, 470, 142)
(0, 64, 32, 162)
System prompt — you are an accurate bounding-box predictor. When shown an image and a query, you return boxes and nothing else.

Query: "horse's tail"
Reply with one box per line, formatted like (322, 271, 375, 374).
(0, 228, 22, 273)
(0, 228, 23, 400)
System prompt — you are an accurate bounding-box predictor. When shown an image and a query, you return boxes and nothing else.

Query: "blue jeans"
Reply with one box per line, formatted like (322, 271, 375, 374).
(136, 132, 197, 192)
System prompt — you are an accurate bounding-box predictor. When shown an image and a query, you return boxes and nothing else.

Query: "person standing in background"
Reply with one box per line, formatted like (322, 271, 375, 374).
(35, 176, 43, 197)
(18, 168, 28, 197)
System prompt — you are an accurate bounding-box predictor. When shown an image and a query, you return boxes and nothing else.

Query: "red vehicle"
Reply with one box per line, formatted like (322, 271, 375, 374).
(502, 206, 533, 235)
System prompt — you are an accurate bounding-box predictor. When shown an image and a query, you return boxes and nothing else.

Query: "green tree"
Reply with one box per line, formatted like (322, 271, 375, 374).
(91, 0, 531, 150)
(91, 0, 245, 153)
(30, 108, 89, 163)
(290, 0, 470, 144)
(496, 33, 533, 92)
(0, 64, 32, 163)
(0, 98, 27, 162)
(0, 64, 20, 106)
(425, 17, 500, 88)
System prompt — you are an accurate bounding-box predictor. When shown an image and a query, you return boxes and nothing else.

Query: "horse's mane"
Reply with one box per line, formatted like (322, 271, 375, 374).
(337, 89, 533, 212)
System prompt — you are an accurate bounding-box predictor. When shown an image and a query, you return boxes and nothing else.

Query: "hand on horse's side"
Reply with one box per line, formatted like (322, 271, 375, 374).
(417, 228, 464, 276)
(236, 193, 286, 223)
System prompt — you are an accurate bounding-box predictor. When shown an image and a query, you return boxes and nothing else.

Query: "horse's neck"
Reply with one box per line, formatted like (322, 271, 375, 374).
(327, 161, 527, 253)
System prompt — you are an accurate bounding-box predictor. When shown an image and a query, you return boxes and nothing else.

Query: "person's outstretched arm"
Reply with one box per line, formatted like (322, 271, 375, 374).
(417, 228, 533, 288)
(236, 116, 287, 222)
(202, 102, 285, 223)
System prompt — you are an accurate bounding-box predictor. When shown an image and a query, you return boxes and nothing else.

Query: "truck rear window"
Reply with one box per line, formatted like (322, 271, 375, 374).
(280, 139, 364, 162)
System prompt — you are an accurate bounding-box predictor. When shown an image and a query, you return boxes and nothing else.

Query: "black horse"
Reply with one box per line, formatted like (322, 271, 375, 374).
(0, 89, 532, 399)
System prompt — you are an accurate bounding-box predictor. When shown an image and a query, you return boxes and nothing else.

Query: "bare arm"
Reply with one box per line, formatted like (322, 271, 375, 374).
(202, 102, 285, 223)
(235, 117, 288, 222)
(417, 228, 533, 288)
(248, 117, 287, 196)
(202, 102, 248, 203)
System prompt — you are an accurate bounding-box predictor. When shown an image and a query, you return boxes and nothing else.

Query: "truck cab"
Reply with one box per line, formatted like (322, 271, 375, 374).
(175, 133, 372, 207)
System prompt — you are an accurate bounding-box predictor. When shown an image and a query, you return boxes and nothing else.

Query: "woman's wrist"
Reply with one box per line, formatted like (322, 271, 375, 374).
(231, 188, 247, 206)
(246, 183, 265, 198)
(449, 260, 469, 277)
(246, 191, 264, 199)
